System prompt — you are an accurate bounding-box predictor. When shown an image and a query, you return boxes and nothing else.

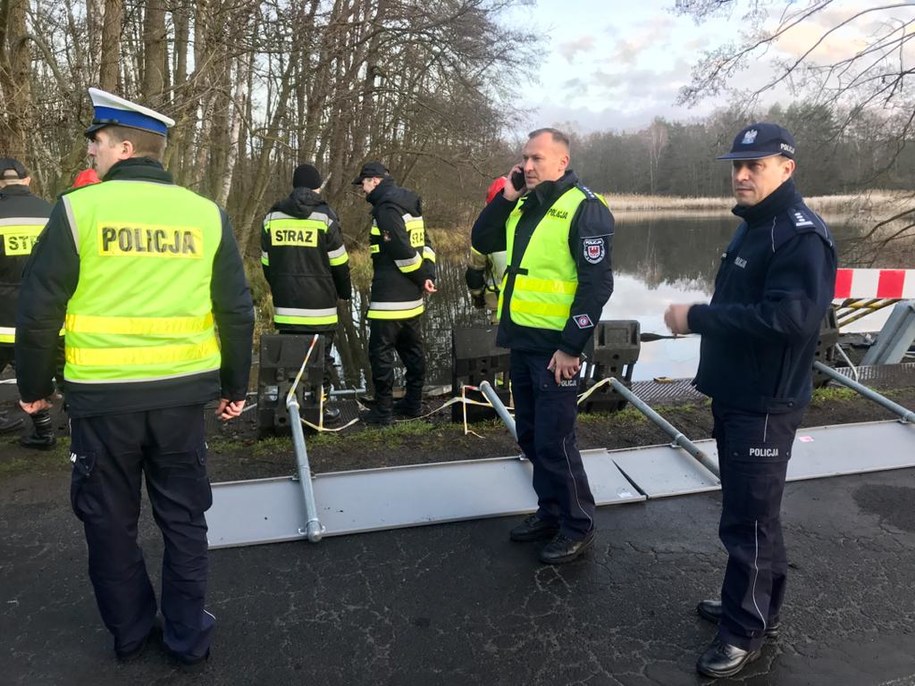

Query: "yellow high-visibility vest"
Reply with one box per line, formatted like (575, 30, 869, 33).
(63, 180, 222, 383)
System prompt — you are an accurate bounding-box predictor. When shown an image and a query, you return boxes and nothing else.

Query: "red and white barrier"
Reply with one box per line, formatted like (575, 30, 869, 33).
(834, 269, 915, 300)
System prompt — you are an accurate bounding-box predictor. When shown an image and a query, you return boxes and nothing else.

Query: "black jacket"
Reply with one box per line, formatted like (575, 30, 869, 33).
(15, 158, 255, 417)
(367, 178, 434, 307)
(688, 179, 837, 413)
(261, 188, 351, 332)
(0, 184, 52, 333)
(471, 170, 615, 356)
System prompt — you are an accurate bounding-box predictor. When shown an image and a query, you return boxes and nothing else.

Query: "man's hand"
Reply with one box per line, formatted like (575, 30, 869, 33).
(19, 398, 51, 415)
(423, 279, 437, 294)
(664, 304, 693, 335)
(502, 166, 524, 202)
(215, 398, 245, 421)
(547, 350, 580, 385)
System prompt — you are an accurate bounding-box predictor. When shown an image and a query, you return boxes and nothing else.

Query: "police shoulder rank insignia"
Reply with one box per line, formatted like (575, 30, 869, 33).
(792, 210, 814, 227)
(574, 313, 594, 329)
(583, 237, 604, 264)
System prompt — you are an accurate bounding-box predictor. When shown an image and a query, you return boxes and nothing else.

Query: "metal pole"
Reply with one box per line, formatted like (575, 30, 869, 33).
(287, 393, 325, 542)
(813, 361, 915, 423)
(479, 380, 517, 441)
(607, 377, 720, 478)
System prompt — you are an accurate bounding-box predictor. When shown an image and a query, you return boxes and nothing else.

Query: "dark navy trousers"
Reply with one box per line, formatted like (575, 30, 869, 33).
(712, 400, 805, 651)
(511, 350, 594, 539)
(69, 406, 213, 661)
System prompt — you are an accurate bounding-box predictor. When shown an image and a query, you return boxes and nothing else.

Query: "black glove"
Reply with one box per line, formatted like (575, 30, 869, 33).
(471, 293, 485, 308)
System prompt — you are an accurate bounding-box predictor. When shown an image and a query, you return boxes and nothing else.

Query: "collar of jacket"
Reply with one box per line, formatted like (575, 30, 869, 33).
(732, 178, 800, 225)
(0, 184, 32, 198)
(366, 176, 396, 206)
(104, 157, 174, 184)
(520, 170, 579, 213)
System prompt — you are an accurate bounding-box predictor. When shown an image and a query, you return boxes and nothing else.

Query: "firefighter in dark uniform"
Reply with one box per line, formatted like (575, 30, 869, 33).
(0, 158, 56, 442)
(15, 88, 255, 667)
(262, 163, 352, 423)
(665, 123, 836, 679)
(472, 128, 614, 565)
(353, 162, 436, 426)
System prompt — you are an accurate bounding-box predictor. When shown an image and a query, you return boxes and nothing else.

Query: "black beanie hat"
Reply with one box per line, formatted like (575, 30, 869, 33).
(292, 163, 322, 190)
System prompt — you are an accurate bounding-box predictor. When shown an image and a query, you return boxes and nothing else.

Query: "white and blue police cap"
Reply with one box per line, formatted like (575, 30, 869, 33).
(85, 87, 175, 137)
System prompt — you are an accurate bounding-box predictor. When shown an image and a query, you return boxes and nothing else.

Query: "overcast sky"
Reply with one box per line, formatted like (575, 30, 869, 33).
(504, 1, 914, 135)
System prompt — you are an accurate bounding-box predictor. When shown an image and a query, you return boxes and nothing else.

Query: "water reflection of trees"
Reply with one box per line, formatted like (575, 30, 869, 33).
(614, 216, 736, 291)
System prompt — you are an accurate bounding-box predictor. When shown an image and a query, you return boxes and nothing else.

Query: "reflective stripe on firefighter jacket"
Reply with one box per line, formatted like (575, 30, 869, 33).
(500, 186, 596, 331)
(62, 181, 222, 383)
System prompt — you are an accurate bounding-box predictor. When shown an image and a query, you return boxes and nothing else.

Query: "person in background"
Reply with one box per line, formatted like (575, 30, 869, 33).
(15, 87, 254, 668)
(0, 157, 54, 444)
(353, 161, 436, 426)
(466, 177, 508, 323)
(262, 163, 352, 423)
(472, 128, 614, 565)
(664, 122, 836, 679)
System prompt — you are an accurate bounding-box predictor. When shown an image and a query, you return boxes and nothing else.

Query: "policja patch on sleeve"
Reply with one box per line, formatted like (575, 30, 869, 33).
(583, 237, 605, 264)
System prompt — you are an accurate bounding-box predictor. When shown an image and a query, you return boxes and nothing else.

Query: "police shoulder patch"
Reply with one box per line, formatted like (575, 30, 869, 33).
(583, 237, 605, 264)
(573, 313, 594, 329)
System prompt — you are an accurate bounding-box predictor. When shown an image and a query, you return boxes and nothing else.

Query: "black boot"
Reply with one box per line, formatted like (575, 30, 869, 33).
(393, 396, 423, 418)
(20, 409, 56, 450)
(0, 411, 24, 434)
(361, 398, 393, 427)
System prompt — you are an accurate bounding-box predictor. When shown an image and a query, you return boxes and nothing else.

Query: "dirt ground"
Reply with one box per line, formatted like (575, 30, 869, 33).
(3, 371, 915, 485)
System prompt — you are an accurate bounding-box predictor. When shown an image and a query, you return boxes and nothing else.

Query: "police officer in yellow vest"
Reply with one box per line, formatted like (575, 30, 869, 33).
(0, 157, 52, 438)
(472, 128, 614, 565)
(353, 162, 436, 426)
(15, 88, 255, 667)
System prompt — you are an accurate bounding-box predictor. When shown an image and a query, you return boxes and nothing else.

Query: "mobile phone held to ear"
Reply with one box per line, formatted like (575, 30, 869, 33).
(510, 169, 525, 191)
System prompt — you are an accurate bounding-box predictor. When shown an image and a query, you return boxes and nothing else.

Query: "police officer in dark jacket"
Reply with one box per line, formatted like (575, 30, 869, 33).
(16, 88, 254, 667)
(353, 162, 436, 426)
(262, 163, 351, 422)
(0, 158, 53, 439)
(472, 128, 614, 565)
(665, 123, 836, 679)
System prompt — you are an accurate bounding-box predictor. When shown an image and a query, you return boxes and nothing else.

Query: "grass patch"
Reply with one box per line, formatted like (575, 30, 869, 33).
(811, 386, 858, 403)
(0, 439, 71, 478)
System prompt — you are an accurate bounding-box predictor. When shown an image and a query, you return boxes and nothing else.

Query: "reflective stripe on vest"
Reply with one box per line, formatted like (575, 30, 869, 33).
(0, 325, 14, 344)
(366, 298, 424, 320)
(63, 181, 222, 383)
(264, 211, 328, 249)
(371, 213, 426, 273)
(501, 187, 587, 331)
(0, 216, 47, 256)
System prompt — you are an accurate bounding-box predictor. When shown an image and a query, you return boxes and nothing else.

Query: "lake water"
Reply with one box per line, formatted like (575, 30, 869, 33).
(333, 214, 885, 390)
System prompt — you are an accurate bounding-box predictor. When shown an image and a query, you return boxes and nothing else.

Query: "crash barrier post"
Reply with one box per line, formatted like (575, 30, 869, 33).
(812, 360, 915, 423)
(479, 380, 517, 441)
(860, 300, 915, 366)
(451, 325, 511, 423)
(283, 335, 324, 542)
(605, 377, 720, 478)
(580, 320, 641, 413)
(257, 334, 325, 437)
(813, 307, 840, 389)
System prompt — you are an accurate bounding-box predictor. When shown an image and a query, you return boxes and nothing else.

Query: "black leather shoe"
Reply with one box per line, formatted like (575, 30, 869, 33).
(509, 514, 559, 542)
(19, 430, 56, 450)
(0, 412, 23, 434)
(361, 407, 393, 427)
(538, 530, 595, 564)
(696, 638, 761, 678)
(167, 647, 210, 673)
(393, 399, 423, 418)
(697, 599, 780, 638)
